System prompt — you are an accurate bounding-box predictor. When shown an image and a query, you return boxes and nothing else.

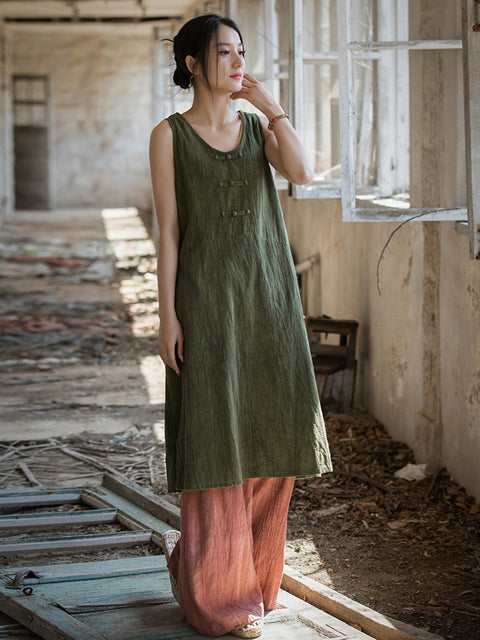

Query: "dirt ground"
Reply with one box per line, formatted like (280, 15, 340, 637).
(1, 208, 479, 640)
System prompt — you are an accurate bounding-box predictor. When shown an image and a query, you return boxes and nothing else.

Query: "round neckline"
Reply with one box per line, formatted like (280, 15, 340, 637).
(176, 111, 246, 155)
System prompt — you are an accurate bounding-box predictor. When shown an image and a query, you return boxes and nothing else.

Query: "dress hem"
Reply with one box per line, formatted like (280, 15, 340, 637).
(167, 464, 333, 494)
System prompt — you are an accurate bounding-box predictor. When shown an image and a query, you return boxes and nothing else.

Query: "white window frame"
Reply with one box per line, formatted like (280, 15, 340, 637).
(337, 0, 468, 225)
(462, 0, 480, 259)
(288, 0, 342, 199)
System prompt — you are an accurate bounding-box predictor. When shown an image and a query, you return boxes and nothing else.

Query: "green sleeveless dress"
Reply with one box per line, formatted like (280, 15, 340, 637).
(164, 111, 332, 492)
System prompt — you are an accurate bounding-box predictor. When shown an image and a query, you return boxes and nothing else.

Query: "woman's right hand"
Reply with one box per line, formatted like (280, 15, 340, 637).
(158, 316, 184, 376)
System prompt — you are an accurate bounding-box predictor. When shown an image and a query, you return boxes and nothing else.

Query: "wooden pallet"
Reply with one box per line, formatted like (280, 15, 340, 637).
(0, 476, 443, 640)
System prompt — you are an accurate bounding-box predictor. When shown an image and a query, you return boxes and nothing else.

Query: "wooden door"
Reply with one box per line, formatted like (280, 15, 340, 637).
(13, 76, 50, 210)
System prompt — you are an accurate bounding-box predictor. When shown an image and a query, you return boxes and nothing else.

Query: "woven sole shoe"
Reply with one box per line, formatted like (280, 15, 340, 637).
(231, 619, 263, 638)
(160, 530, 181, 602)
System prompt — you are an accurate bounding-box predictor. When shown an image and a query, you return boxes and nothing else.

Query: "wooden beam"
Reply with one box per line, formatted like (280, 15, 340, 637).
(282, 565, 444, 640)
(0, 509, 117, 531)
(0, 587, 109, 640)
(4, 556, 166, 586)
(0, 488, 82, 509)
(101, 474, 181, 529)
(81, 487, 172, 540)
(0, 530, 152, 554)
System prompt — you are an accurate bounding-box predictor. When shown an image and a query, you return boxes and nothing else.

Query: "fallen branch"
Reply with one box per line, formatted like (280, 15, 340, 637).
(333, 470, 391, 493)
(18, 462, 43, 487)
(148, 455, 155, 484)
(313, 504, 349, 518)
(59, 446, 121, 476)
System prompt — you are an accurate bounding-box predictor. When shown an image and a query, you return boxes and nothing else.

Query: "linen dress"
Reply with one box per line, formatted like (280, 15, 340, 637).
(165, 110, 332, 493)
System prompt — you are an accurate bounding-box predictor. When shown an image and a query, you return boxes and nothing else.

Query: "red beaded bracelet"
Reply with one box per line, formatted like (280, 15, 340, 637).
(267, 113, 289, 130)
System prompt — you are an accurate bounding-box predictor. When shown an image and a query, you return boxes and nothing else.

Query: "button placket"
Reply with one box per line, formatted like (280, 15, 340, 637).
(215, 150, 250, 222)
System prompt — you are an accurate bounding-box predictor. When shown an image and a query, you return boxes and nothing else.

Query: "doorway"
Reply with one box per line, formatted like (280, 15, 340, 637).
(13, 75, 50, 210)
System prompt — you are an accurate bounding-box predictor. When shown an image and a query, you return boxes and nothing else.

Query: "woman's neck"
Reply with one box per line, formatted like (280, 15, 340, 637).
(185, 90, 237, 128)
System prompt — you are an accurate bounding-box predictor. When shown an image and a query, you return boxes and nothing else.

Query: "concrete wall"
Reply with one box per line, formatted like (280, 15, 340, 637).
(281, 0, 480, 501)
(11, 25, 153, 209)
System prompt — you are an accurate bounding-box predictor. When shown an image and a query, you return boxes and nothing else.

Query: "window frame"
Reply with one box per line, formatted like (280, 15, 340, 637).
(462, 0, 480, 259)
(12, 75, 48, 126)
(337, 0, 468, 223)
(288, 0, 342, 199)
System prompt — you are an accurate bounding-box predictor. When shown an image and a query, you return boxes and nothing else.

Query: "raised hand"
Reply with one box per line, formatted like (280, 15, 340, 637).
(229, 73, 281, 120)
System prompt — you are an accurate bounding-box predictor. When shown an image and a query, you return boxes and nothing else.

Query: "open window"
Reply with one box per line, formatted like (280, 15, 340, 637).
(284, 0, 479, 257)
(337, 0, 468, 225)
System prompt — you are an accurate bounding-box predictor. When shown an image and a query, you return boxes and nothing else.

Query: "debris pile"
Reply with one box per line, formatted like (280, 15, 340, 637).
(0, 428, 167, 491)
(287, 411, 480, 640)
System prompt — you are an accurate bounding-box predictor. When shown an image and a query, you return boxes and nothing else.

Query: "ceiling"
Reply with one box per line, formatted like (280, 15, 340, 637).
(0, 0, 194, 21)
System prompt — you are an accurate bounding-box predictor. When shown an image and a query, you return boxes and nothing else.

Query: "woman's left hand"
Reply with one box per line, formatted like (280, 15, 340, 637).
(229, 73, 280, 120)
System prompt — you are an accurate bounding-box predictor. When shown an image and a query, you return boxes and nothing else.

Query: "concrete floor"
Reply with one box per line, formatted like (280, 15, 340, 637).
(0, 208, 165, 440)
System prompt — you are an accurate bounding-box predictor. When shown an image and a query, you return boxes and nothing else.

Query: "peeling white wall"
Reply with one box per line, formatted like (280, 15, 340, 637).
(11, 26, 153, 209)
(281, 198, 480, 502)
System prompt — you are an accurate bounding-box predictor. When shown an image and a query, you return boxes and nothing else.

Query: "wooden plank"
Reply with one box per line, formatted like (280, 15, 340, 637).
(74, 601, 337, 640)
(0, 530, 152, 554)
(100, 474, 181, 529)
(0, 623, 39, 640)
(0, 586, 110, 640)
(0, 509, 117, 531)
(277, 590, 375, 639)
(0, 487, 84, 497)
(282, 565, 444, 640)
(4, 556, 166, 585)
(75, 602, 200, 639)
(81, 486, 174, 538)
(15, 571, 172, 609)
(0, 489, 83, 509)
(54, 594, 173, 614)
(311, 344, 349, 358)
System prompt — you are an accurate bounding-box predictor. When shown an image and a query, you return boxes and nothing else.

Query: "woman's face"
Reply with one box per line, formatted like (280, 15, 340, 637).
(203, 24, 245, 92)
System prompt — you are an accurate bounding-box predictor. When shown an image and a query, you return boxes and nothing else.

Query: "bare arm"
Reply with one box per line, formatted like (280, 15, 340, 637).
(230, 73, 313, 185)
(149, 120, 183, 375)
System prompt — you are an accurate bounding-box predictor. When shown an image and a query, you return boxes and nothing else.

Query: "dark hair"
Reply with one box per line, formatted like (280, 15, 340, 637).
(173, 14, 243, 90)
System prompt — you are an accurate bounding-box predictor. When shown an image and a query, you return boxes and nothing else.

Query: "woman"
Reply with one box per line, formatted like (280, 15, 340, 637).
(149, 14, 332, 638)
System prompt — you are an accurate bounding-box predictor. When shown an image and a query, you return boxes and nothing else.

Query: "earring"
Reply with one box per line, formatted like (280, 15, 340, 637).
(188, 74, 193, 88)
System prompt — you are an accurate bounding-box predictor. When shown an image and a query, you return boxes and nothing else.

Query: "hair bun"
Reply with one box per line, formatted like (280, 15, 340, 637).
(173, 67, 190, 89)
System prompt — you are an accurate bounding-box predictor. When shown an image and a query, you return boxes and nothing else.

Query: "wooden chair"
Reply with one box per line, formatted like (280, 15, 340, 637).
(305, 316, 359, 410)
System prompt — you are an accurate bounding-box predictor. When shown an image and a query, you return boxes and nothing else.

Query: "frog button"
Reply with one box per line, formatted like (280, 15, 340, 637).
(226, 153, 232, 160)
(239, 152, 243, 158)
(232, 211, 238, 217)
(219, 181, 225, 187)
(229, 180, 235, 186)
(246, 209, 251, 214)
(244, 179, 248, 185)
(221, 211, 226, 217)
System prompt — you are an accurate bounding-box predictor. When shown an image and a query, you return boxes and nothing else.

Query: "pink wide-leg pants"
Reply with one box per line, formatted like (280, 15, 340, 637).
(167, 477, 295, 637)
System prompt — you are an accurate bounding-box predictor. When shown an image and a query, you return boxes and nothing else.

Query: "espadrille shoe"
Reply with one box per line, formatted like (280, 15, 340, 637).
(160, 530, 181, 603)
(231, 619, 263, 638)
